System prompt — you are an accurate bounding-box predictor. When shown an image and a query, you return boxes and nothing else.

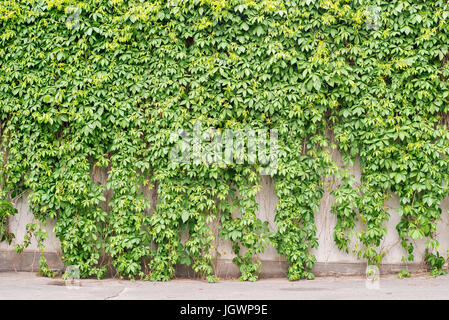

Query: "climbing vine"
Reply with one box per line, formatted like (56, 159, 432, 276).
(1, 0, 449, 281)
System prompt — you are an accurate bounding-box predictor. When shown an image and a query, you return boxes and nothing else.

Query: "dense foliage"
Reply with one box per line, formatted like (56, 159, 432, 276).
(1, 0, 449, 281)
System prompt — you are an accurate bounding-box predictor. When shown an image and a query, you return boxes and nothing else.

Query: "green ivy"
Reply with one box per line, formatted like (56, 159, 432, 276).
(0, 199, 17, 244)
(1, 0, 449, 281)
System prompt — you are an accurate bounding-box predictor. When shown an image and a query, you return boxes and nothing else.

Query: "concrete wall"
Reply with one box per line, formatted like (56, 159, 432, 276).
(0, 194, 63, 272)
(2, 145, 449, 277)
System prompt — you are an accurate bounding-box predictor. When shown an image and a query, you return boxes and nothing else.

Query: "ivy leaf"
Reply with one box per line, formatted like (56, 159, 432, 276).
(254, 26, 264, 37)
(56, 52, 64, 61)
(43, 95, 52, 104)
(312, 75, 321, 91)
(181, 210, 190, 223)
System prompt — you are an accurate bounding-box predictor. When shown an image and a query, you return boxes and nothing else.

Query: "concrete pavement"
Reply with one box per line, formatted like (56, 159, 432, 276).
(1, 271, 449, 300)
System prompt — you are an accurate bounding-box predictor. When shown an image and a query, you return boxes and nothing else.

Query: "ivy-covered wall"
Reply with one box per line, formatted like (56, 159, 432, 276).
(3, 163, 449, 277)
(1, 0, 449, 281)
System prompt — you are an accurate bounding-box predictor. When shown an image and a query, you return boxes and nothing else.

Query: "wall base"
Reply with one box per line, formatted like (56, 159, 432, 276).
(0, 251, 64, 273)
(0, 250, 428, 278)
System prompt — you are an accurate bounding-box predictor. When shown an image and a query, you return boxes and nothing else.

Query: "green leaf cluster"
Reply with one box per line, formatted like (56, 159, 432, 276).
(1, 0, 449, 280)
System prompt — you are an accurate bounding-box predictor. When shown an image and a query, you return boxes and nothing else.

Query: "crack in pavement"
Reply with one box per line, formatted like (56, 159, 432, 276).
(104, 287, 126, 300)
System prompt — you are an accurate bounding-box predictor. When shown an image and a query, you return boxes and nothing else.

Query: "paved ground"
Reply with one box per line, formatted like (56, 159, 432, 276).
(1, 271, 449, 300)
